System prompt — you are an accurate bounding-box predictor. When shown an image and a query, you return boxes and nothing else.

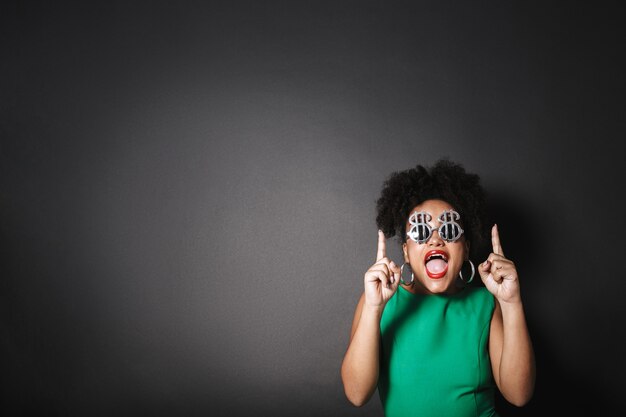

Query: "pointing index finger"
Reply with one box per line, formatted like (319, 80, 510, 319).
(492, 224, 505, 257)
(377, 230, 387, 261)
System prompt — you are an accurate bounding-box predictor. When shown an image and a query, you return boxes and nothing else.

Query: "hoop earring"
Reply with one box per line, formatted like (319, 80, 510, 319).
(400, 263, 414, 285)
(459, 259, 475, 284)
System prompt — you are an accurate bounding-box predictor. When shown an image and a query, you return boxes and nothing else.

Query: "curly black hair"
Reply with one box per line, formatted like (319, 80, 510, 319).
(375, 158, 488, 258)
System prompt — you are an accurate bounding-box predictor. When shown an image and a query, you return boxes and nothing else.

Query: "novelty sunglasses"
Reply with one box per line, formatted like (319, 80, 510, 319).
(406, 209, 464, 244)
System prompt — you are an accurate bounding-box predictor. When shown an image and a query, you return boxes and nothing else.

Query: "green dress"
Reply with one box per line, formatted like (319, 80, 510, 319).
(379, 285, 498, 417)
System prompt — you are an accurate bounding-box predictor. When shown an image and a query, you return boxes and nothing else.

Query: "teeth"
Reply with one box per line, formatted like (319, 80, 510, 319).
(427, 253, 448, 261)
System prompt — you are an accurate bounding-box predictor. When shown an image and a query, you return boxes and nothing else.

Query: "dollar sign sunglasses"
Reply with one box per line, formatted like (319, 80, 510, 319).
(406, 209, 464, 244)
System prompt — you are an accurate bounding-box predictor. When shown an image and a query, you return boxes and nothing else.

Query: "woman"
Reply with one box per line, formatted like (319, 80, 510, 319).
(341, 159, 535, 416)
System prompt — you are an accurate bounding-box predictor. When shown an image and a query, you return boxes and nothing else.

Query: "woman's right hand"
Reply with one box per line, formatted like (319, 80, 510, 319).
(364, 230, 402, 308)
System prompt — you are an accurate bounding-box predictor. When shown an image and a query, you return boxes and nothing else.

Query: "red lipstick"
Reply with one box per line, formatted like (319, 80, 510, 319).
(424, 250, 448, 279)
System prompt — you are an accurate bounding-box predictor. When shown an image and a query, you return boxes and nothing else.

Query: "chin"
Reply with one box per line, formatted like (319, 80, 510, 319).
(422, 277, 453, 293)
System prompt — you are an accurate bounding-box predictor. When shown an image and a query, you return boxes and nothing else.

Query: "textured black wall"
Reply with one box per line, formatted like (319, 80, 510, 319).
(2, 1, 625, 416)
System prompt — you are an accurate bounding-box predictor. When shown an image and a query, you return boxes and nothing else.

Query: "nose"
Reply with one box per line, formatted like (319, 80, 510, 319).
(427, 228, 444, 246)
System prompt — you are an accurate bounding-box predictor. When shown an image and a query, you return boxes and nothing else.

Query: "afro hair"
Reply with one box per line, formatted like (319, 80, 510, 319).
(375, 158, 488, 258)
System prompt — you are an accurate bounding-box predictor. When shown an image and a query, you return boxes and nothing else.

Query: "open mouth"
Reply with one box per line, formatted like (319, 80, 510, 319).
(424, 250, 448, 279)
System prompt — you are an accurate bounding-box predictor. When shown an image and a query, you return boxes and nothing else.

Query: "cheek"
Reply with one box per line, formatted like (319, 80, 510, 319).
(450, 246, 468, 266)
(403, 242, 419, 261)
(450, 256, 465, 270)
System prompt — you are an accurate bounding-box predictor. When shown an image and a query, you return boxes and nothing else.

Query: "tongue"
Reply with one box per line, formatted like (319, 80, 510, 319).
(426, 259, 447, 273)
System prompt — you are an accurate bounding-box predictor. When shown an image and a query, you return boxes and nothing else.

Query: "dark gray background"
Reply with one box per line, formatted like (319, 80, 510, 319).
(2, 1, 625, 416)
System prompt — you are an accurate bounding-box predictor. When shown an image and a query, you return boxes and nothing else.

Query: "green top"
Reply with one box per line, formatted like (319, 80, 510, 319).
(379, 285, 498, 417)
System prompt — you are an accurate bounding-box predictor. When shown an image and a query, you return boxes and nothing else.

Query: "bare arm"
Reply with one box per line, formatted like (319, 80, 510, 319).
(481, 225, 536, 406)
(341, 230, 400, 407)
(489, 298, 536, 406)
(340, 293, 383, 406)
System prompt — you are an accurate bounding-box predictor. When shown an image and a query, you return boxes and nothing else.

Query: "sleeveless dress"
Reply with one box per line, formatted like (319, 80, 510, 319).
(378, 285, 498, 417)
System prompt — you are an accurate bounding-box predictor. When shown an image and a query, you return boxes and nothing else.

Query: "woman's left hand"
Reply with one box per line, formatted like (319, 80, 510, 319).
(478, 224, 521, 304)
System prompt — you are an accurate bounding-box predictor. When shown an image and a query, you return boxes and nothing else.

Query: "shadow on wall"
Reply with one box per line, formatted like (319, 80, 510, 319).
(485, 191, 617, 415)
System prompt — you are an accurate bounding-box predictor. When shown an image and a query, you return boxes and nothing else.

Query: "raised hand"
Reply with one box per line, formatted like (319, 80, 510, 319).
(478, 224, 521, 304)
(363, 230, 401, 308)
